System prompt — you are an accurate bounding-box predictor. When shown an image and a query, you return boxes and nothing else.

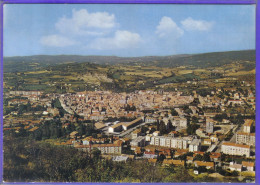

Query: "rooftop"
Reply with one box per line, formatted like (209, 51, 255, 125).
(222, 142, 250, 149)
(242, 161, 254, 167)
(244, 119, 254, 127)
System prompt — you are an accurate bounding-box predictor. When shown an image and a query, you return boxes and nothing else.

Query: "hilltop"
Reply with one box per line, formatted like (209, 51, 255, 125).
(3, 50, 255, 73)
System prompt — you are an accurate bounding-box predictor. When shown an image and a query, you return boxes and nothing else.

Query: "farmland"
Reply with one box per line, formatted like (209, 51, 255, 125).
(3, 50, 255, 95)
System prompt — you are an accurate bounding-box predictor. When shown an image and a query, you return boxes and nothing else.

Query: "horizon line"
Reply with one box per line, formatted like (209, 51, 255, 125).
(3, 49, 256, 58)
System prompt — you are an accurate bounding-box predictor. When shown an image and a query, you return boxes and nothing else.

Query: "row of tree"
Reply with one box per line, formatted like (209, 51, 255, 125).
(4, 136, 225, 183)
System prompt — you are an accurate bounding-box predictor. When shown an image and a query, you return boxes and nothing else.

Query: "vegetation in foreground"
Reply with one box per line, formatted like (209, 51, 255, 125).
(4, 135, 249, 183)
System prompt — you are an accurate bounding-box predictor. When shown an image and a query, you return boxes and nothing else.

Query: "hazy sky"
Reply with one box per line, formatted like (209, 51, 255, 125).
(3, 4, 256, 57)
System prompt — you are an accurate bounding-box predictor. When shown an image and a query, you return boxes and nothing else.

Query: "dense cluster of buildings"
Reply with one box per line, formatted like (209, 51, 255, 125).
(59, 91, 194, 121)
(3, 88, 256, 176)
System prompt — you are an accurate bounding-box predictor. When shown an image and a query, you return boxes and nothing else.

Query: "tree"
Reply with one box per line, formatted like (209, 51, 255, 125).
(164, 166, 194, 182)
(92, 148, 101, 160)
(187, 123, 199, 135)
(191, 116, 199, 124)
(158, 154, 166, 162)
(193, 154, 203, 161)
(159, 121, 167, 135)
(197, 166, 207, 173)
(141, 126, 148, 134)
(203, 152, 211, 162)
(168, 120, 174, 130)
(214, 113, 228, 122)
(171, 109, 178, 116)
(231, 170, 239, 176)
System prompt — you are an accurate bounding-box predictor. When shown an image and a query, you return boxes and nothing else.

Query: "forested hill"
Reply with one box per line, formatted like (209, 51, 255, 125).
(147, 50, 255, 68)
(3, 50, 255, 72)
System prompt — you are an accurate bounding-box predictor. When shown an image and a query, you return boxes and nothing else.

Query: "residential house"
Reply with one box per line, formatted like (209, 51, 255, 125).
(229, 163, 242, 172)
(194, 161, 214, 169)
(242, 161, 255, 172)
(162, 160, 185, 167)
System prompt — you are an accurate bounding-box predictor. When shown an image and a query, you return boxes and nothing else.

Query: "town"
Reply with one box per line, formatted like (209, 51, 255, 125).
(3, 87, 255, 182)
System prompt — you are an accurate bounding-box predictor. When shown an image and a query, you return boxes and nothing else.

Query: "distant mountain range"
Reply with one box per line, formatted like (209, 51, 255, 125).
(3, 50, 255, 73)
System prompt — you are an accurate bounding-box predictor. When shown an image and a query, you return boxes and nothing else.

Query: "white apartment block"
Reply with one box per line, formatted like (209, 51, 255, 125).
(189, 139, 201, 152)
(130, 136, 146, 148)
(145, 117, 157, 123)
(150, 136, 161, 146)
(171, 138, 188, 149)
(160, 137, 166, 146)
(243, 119, 253, 133)
(236, 132, 255, 146)
(221, 142, 250, 157)
(76, 143, 122, 154)
(150, 136, 187, 149)
(172, 117, 187, 128)
(206, 119, 214, 134)
(165, 137, 172, 148)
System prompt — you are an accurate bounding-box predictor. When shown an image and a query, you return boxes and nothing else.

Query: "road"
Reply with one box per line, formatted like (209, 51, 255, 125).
(215, 124, 239, 153)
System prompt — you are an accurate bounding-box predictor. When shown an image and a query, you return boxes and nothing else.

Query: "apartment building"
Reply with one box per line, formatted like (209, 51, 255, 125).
(150, 136, 187, 149)
(236, 132, 255, 146)
(221, 142, 250, 157)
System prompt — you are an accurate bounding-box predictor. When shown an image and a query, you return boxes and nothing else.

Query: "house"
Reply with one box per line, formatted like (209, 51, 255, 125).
(194, 161, 214, 169)
(203, 139, 212, 146)
(82, 137, 92, 145)
(112, 156, 129, 162)
(70, 131, 79, 139)
(143, 152, 158, 159)
(209, 152, 221, 162)
(148, 158, 157, 165)
(242, 161, 255, 171)
(229, 163, 242, 172)
(210, 135, 218, 143)
(186, 156, 194, 164)
(174, 149, 189, 157)
(162, 160, 185, 166)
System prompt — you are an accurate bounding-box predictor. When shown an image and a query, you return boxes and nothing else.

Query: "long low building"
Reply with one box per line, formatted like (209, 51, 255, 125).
(75, 140, 123, 154)
(150, 136, 188, 149)
(221, 142, 250, 157)
(108, 117, 143, 133)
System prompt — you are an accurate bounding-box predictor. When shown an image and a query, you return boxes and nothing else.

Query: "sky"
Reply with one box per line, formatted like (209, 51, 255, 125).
(3, 4, 256, 57)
